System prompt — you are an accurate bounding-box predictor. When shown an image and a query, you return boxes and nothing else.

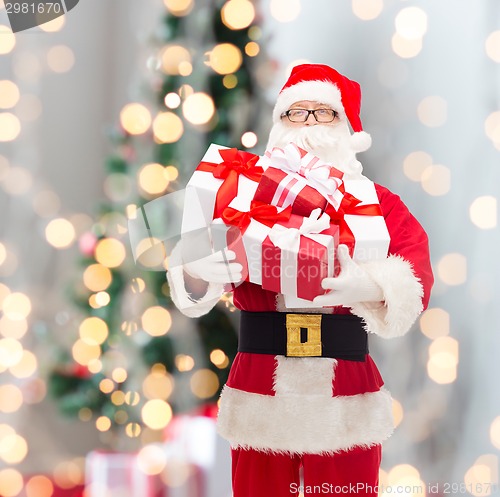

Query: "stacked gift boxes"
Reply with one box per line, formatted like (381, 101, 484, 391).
(180, 142, 390, 303)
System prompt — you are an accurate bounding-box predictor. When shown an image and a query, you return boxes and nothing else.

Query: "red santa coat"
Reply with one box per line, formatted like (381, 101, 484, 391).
(215, 183, 434, 455)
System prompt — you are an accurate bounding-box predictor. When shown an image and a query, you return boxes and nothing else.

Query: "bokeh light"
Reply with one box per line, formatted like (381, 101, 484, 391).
(270, 0, 301, 22)
(142, 371, 174, 400)
(245, 41, 260, 57)
(418, 96, 448, 127)
(419, 308, 450, 339)
(83, 264, 112, 292)
(79, 317, 109, 345)
(96, 416, 111, 432)
(490, 417, 500, 450)
(163, 0, 193, 16)
(395, 7, 428, 40)
(164, 92, 181, 109)
(0, 468, 24, 497)
(120, 103, 152, 135)
(160, 45, 192, 75)
(137, 444, 167, 475)
(190, 368, 219, 399)
(2, 292, 31, 320)
(0, 80, 20, 108)
(9, 349, 38, 378)
(464, 455, 498, 497)
(94, 238, 126, 268)
(0, 25, 16, 55)
(0, 113, 21, 142)
(403, 151, 433, 182)
(210, 349, 229, 369)
(391, 33, 423, 59)
(437, 253, 467, 286)
(469, 196, 497, 230)
(207, 43, 243, 75)
(392, 398, 404, 428)
(47, 45, 75, 73)
(484, 111, 500, 148)
(2, 165, 32, 195)
(25, 475, 54, 497)
(182, 92, 215, 125)
(0, 433, 28, 463)
(0, 384, 23, 413)
(53, 459, 84, 488)
(164, 165, 179, 181)
(112, 367, 128, 383)
(153, 112, 184, 143)
(39, 15, 65, 33)
(0, 338, 23, 369)
(241, 131, 258, 148)
(141, 399, 173, 430)
(221, 0, 255, 30)
(138, 163, 170, 195)
(175, 354, 195, 372)
(72, 339, 101, 366)
(485, 31, 500, 63)
(420, 164, 451, 196)
(141, 306, 172, 337)
(45, 218, 76, 248)
(427, 336, 459, 385)
(352, 0, 383, 21)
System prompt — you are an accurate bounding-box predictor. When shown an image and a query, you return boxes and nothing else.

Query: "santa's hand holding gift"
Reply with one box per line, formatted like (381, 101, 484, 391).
(166, 64, 434, 497)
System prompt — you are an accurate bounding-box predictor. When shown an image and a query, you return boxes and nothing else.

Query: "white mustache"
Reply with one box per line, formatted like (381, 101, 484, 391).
(266, 122, 364, 178)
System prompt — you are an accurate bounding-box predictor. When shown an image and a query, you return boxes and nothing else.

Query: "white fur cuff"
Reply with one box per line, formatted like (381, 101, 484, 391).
(217, 386, 394, 455)
(166, 241, 223, 318)
(350, 255, 424, 338)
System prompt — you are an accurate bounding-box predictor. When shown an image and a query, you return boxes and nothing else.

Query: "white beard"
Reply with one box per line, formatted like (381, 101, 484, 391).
(266, 121, 365, 179)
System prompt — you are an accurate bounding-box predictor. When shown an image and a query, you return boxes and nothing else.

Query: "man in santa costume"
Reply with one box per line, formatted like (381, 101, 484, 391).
(167, 64, 434, 497)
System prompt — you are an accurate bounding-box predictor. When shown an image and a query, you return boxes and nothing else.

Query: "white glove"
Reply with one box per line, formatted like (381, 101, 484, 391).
(183, 248, 243, 284)
(312, 244, 384, 307)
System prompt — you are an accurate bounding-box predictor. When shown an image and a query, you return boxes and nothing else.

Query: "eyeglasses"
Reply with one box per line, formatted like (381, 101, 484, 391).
(281, 108, 338, 123)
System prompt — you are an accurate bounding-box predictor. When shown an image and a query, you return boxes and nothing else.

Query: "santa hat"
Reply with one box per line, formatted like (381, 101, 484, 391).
(272, 64, 372, 152)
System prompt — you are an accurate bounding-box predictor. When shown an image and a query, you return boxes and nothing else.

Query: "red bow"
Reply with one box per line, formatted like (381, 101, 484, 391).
(222, 201, 292, 232)
(197, 148, 264, 218)
(325, 191, 383, 254)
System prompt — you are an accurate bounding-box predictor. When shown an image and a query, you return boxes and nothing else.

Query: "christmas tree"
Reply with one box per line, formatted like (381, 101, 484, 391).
(48, 0, 273, 446)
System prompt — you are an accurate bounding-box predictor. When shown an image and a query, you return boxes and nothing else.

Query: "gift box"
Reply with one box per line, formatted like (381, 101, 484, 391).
(214, 195, 292, 288)
(181, 144, 265, 235)
(327, 179, 390, 262)
(85, 451, 164, 497)
(254, 143, 344, 217)
(284, 179, 390, 309)
(261, 209, 339, 301)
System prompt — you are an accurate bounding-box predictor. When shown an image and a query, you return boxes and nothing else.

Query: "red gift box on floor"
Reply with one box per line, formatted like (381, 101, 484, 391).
(261, 208, 339, 301)
(254, 143, 344, 217)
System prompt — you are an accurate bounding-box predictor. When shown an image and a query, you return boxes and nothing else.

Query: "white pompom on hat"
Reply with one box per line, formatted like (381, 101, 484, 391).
(273, 64, 372, 152)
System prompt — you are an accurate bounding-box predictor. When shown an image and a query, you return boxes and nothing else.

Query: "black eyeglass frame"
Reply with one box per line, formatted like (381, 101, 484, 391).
(280, 108, 339, 123)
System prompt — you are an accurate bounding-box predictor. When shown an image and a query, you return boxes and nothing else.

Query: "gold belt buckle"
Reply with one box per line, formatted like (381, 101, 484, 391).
(286, 314, 322, 357)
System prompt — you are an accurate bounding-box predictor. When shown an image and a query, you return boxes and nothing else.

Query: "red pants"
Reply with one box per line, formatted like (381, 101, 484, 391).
(231, 445, 381, 497)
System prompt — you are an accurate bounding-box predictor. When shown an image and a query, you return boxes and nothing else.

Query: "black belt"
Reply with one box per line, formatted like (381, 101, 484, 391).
(238, 311, 368, 361)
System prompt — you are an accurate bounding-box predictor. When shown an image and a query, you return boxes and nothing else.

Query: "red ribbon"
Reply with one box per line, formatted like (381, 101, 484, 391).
(325, 192, 383, 254)
(222, 201, 292, 232)
(197, 148, 264, 218)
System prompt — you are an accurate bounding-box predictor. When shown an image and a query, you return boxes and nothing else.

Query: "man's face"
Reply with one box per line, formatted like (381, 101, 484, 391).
(282, 100, 340, 128)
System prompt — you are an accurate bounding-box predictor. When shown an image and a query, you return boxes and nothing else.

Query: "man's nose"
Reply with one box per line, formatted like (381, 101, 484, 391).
(304, 112, 316, 126)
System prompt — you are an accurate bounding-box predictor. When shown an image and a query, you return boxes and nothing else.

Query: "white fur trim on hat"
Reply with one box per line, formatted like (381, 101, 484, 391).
(350, 255, 424, 338)
(350, 131, 372, 153)
(217, 385, 394, 455)
(166, 240, 224, 318)
(273, 80, 345, 123)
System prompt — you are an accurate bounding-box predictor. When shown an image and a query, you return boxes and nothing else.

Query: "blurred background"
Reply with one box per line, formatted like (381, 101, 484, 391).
(0, 0, 499, 496)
